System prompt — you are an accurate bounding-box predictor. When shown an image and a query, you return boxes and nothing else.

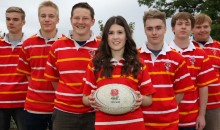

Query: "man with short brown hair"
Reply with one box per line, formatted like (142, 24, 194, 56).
(0, 6, 27, 130)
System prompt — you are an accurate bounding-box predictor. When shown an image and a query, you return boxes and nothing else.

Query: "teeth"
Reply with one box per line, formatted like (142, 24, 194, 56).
(113, 42, 120, 44)
(77, 26, 84, 29)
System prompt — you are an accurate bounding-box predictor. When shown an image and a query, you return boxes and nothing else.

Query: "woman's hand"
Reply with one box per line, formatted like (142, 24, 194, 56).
(88, 90, 102, 110)
(131, 91, 143, 111)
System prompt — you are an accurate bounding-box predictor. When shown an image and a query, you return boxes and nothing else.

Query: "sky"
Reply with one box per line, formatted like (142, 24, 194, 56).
(0, 0, 174, 47)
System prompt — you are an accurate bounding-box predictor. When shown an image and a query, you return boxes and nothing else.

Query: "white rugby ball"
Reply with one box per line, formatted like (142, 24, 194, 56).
(94, 84, 137, 115)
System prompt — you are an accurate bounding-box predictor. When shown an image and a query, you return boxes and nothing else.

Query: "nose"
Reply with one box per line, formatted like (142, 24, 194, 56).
(78, 18, 84, 23)
(112, 33, 119, 39)
(152, 28, 157, 34)
(45, 16, 50, 21)
(181, 24, 186, 28)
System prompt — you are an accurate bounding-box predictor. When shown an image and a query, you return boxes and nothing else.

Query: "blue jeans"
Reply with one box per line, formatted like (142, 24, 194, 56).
(0, 108, 26, 130)
(52, 109, 95, 130)
(179, 127, 196, 130)
(24, 110, 52, 130)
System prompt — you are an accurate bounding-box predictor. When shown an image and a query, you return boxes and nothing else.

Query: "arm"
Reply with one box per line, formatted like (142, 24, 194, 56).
(196, 86, 208, 130)
(142, 95, 152, 106)
(27, 76, 30, 81)
(51, 82, 58, 90)
(82, 95, 90, 106)
(175, 93, 184, 104)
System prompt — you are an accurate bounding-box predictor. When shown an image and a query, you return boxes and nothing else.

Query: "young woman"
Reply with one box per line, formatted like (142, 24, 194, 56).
(82, 15, 155, 130)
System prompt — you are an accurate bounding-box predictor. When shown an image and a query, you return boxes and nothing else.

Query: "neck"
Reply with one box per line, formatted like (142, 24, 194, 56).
(40, 29, 57, 39)
(72, 30, 91, 41)
(173, 37, 190, 48)
(147, 42, 163, 51)
(8, 32, 23, 41)
(111, 50, 124, 61)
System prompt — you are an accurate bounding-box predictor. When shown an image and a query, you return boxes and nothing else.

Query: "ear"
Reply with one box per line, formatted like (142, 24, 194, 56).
(23, 20, 26, 25)
(57, 17, 59, 24)
(171, 27, 174, 33)
(92, 19, 95, 26)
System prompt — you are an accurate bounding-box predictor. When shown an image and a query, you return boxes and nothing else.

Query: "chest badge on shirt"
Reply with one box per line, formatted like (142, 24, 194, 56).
(213, 49, 217, 56)
(164, 62, 171, 72)
(190, 57, 196, 65)
(88, 50, 96, 58)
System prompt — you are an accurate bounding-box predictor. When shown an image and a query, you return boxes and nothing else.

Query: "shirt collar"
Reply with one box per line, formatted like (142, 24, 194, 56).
(36, 29, 62, 42)
(3, 33, 26, 45)
(110, 58, 125, 66)
(140, 41, 171, 55)
(169, 40, 195, 53)
(67, 30, 96, 47)
(191, 36, 214, 45)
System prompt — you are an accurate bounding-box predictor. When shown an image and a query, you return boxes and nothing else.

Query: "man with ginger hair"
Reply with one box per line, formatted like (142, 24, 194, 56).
(192, 13, 220, 130)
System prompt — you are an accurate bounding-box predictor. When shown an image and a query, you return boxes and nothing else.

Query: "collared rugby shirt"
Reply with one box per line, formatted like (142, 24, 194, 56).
(17, 31, 62, 114)
(83, 58, 155, 130)
(193, 37, 220, 110)
(44, 33, 100, 114)
(0, 35, 28, 108)
(139, 42, 194, 130)
(170, 40, 217, 127)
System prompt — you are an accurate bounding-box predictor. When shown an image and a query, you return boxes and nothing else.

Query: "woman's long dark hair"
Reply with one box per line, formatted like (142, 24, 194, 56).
(93, 16, 142, 78)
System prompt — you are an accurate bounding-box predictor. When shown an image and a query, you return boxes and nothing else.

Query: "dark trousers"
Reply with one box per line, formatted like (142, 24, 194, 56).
(179, 127, 196, 130)
(52, 108, 95, 130)
(0, 108, 26, 130)
(24, 110, 52, 130)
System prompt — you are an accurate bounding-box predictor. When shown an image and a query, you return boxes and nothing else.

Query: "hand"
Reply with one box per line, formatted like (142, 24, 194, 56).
(88, 90, 102, 110)
(131, 91, 143, 112)
(196, 115, 205, 130)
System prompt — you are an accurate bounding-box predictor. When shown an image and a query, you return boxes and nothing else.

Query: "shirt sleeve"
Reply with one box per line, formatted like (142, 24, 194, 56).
(196, 51, 218, 87)
(82, 61, 97, 96)
(138, 60, 156, 95)
(44, 43, 60, 81)
(17, 41, 31, 75)
(173, 57, 195, 93)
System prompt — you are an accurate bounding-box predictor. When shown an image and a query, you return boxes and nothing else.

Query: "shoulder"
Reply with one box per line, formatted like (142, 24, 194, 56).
(22, 34, 39, 46)
(169, 49, 183, 58)
(213, 40, 220, 45)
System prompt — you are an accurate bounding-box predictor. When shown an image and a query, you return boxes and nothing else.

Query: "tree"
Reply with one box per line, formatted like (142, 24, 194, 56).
(138, 0, 220, 40)
(98, 20, 135, 37)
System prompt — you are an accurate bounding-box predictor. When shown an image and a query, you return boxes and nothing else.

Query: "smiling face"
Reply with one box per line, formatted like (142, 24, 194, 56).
(70, 8, 95, 39)
(108, 24, 126, 57)
(38, 6, 59, 33)
(192, 21, 211, 42)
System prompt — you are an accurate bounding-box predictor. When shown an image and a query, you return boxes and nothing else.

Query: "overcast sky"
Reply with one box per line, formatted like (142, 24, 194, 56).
(0, 0, 174, 47)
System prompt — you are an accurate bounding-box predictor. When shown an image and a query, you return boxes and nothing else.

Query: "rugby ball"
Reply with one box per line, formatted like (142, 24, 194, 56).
(94, 84, 137, 115)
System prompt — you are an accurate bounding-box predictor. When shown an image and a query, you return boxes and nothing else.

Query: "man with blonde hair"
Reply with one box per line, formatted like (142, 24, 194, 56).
(17, 1, 62, 130)
(0, 6, 27, 130)
(192, 13, 220, 130)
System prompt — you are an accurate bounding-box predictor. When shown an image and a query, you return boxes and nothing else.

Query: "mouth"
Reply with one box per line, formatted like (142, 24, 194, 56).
(112, 41, 120, 45)
(151, 37, 158, 39)
(76, 25, 85, 29)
